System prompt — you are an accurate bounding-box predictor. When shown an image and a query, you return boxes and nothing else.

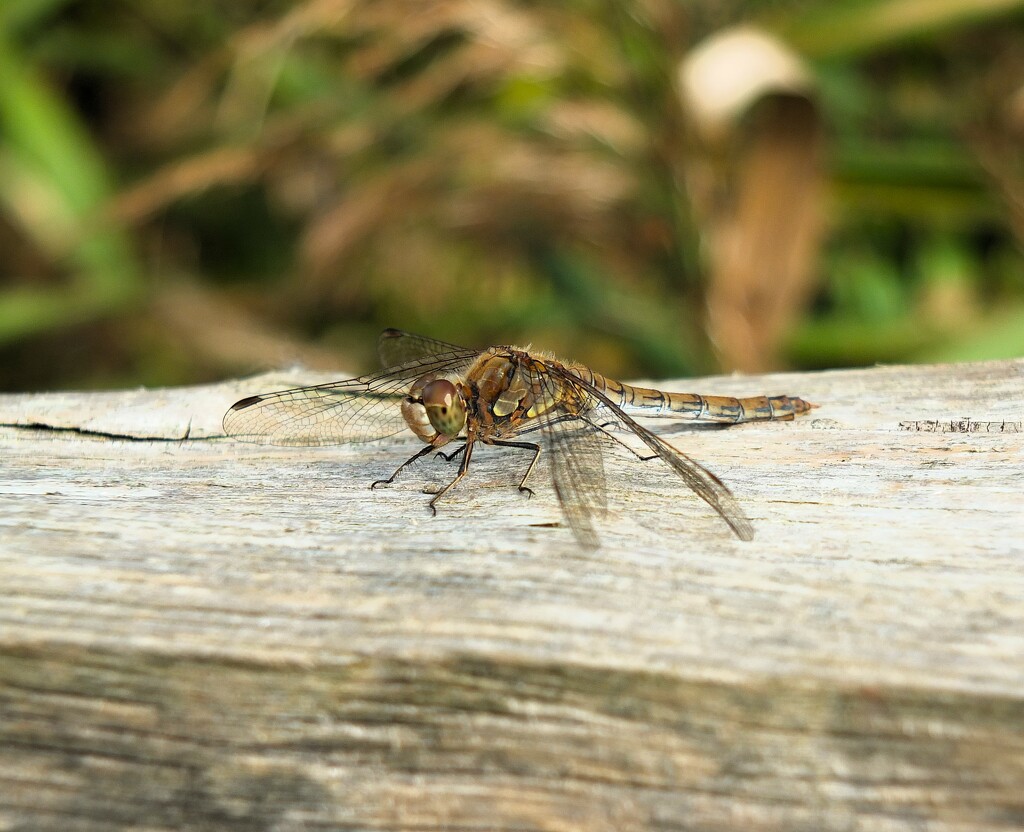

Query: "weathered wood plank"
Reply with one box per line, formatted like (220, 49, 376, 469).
(1, 358, 1022, 831)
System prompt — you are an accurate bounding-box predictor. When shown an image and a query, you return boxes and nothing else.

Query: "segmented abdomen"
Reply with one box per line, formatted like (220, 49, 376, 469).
(571, 367, 815, 423)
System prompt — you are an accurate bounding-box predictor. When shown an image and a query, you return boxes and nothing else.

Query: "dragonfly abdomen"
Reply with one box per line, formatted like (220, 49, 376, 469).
(584, 371, 815, 423)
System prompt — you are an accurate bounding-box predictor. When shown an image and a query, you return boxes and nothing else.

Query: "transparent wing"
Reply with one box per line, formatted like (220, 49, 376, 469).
(518, 363, 608, 550)
(545, 363, 755, 542)
(223, 347, 480, 447)
(377, 328, 470, 369)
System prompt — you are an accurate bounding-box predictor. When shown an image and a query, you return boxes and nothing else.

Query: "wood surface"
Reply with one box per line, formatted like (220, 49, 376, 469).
(1, 357, 1022, 831)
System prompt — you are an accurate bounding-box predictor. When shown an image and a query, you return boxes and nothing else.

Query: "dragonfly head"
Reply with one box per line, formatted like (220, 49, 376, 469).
(421, 378, 467, 438)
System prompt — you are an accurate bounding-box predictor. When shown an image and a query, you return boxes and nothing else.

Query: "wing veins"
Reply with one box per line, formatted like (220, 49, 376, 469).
(223, 344, 481, 446)
(547, 363, 755, 541)
(526, 362, 607, 549)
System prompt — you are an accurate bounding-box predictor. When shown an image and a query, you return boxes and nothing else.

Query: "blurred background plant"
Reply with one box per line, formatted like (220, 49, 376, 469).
(0, 0, 1022, 391)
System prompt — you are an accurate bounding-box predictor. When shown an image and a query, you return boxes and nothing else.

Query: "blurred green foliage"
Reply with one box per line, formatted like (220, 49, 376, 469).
(0, 0, 1022, 391)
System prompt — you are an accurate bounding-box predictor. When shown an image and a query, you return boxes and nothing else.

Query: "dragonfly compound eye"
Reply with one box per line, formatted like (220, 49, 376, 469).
(422, 379, 467, 438)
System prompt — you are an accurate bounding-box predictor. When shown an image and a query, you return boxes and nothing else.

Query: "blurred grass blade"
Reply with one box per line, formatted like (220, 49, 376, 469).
(772, 0, 1024, 59)
(0, 26, 141, 344)
(0, 287, 114, 342)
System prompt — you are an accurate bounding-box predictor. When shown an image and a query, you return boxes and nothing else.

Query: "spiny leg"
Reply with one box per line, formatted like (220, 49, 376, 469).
(428, 436, 475, 515)
(370, 443, 437, 489)
(435, 443, 466, 463)
(488, 439, 542, 497)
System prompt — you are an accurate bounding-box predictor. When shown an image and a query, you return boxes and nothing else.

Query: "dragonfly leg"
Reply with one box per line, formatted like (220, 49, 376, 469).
(590, 419, 658, 462)
(428, 437, 476, 515)
(488, 439, 542, 498)
(370, 443, 437, 489)
(435, 443, 466, 463)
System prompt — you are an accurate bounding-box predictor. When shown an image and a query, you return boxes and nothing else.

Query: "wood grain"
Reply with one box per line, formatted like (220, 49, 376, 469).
(1, 358, 1022, 830)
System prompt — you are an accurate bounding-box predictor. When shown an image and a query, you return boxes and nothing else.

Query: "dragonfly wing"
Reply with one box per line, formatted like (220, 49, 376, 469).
(224, 349, 481, 446)
(550, 364, 756, 542)
(377, 328, 474, 369)
(223, 383, 408, 446)
(527, 364, 608, 550)
(547, 420, 607, 550)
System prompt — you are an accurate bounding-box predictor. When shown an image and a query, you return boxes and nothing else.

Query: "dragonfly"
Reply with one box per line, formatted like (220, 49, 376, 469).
(223, 329, 815, 548)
